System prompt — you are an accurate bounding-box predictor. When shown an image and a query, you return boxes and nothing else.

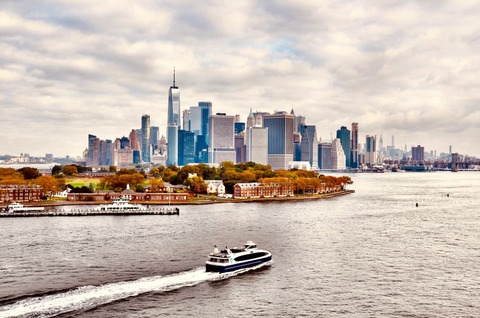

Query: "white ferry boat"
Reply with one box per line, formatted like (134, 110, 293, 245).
(92, 197, 180, 214)
(206, 241, 272, 273)
(3, 202, 45, 213)
(94, 197, 148, 212)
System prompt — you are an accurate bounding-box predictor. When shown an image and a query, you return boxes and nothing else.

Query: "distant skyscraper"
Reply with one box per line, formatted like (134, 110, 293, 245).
(246, 127, 268, 165)
(189, 106, 202, 135)
(150, 126, 159, 150)
(331, 139, 346, 170)
(178, 129, 195, 166)
(263, 111, 294, 170)
(318, 142, 332, 169)
(365, 135, 377, 165)
(199, 101, 212, 144)
(300, 125, 318, 168)
(182, 109, 190, 131)
(336, 126, 351, 168)
(167, 69, 180, 127)
(412, 145, 424, 161)
(208, 113, 236, 163)
(167, 69, 180, 165)
(129, 129, 140, 151)
(167, 124, 178, 166)
(246, 108, 255, 128)
(141, 114, 151, 163)
(235, 134, 246, 163)
(350, 123, 359, 168)
(87, 134, 99, 167)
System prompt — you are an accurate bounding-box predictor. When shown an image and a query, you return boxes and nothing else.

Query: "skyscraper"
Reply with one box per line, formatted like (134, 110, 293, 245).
(208, 113, 236, 164)
(141, 114, 151, 163)
(365, 135, 377, 165)
(350, 122, 359, 168)
(412, 145, 424, 161)
(167, 124, 178, 166)
(199, 101, 212, 145)
(246, 127, 268, 165)
(167, 69, 180, 127)
(300, 125, 318, 168)
(167, 69, 180, 166)
(263, 111, 294, 170)
(178, 129, 195, 166)
(336, 126, 351, 168)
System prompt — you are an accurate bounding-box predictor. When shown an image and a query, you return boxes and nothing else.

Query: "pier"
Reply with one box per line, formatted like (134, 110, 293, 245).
(0, 207, 179, 217)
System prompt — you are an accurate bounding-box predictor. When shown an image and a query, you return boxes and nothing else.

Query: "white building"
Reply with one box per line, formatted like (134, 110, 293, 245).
(246, 126, 268, 164)
(204, 180, 226, 195)
(331, 139, 346, 170)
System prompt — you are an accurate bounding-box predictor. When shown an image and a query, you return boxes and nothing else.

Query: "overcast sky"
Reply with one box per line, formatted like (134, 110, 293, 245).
(1, 0, 479, 158)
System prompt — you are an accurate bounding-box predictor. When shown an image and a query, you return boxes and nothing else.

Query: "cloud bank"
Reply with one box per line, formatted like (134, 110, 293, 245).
(1, 0, 479, 157)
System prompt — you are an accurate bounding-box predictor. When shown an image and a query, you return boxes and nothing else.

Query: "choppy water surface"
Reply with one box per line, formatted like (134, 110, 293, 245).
(1, 172, 479, 317)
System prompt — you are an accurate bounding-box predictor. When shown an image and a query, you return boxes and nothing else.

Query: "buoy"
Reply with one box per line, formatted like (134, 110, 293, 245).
(416, 203, 418, 207)
(447, 194, 449, 197)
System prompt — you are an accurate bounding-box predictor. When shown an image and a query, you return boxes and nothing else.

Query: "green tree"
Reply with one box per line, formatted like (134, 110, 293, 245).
(51, 165, 62, 175)
(61, 165, 78, 176)
(185, 176, 207, 194)
(17, 167, 41, 180)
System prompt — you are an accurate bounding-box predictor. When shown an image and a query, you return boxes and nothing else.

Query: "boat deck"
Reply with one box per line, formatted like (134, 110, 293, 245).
(0, 207, 179, 217)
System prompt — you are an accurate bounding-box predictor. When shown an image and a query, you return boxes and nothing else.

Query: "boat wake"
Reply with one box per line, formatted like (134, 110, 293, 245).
(0, 261, 272, 318)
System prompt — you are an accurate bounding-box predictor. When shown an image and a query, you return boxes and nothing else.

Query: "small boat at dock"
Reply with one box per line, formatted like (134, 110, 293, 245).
(2, 202, 45, 213)
(206, 241, 272, 273)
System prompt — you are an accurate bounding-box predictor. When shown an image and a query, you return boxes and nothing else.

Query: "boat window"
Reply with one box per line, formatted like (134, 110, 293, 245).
(234, 252, 267, 262)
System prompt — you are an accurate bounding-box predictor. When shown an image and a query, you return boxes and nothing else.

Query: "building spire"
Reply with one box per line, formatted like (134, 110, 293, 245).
(173, 67, 176, 87)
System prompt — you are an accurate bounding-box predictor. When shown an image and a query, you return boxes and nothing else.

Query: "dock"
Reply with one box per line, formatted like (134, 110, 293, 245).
(0, 207, 179, 217)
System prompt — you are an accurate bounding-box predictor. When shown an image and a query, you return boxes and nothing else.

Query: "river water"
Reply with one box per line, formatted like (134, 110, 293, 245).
(0, 172, 479, 317)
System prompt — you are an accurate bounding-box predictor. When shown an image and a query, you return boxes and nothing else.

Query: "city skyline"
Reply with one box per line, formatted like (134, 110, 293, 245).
(1, 1, 480, 157)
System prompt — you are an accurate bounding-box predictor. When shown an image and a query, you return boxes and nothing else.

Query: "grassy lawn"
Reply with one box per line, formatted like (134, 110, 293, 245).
(66, 177, 101, 188)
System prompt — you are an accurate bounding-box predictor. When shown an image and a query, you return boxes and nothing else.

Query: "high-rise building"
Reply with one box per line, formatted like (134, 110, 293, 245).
(87, 134, 99, 167)
(412, 145, 424, 161)
(331, 139, 346, 170)
(178, 129, 195, 166)
(189, 106, 202, 135)
(150, 126, 159, 150)
(350, 122, 359, 168)
(129, 129, 140, 151)
(182, 109, 190, 132)
(235, 134, 246, 163)
(167, 124, 178, 166)
(318, 142, 332, 169)
(167, 69, 180, 166)
(246, 126, 268, 165)
(365, 135, 377, 165)
(246, 108, 255, 128)
(300, 125, 318, 168)
(141, 114, 151, 163)
(208, 113, 236, 163)
(336, 126, 351, 168)
(263, 111, 294, 170)
(199, 101, 212, 145)
(167, 69, 180, 127)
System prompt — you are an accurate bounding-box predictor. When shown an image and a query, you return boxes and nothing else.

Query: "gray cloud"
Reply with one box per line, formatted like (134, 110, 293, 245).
(0, 0, 479, 157)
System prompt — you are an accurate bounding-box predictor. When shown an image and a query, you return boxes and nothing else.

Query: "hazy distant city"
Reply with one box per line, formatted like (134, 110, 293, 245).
(2, 70, 478, 172)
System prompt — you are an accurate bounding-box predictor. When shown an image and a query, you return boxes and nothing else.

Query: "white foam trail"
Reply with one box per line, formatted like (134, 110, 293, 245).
(0, 261, 272, 318)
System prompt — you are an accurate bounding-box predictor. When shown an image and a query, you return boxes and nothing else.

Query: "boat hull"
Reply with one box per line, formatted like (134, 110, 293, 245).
(206, 255, 272, 273)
